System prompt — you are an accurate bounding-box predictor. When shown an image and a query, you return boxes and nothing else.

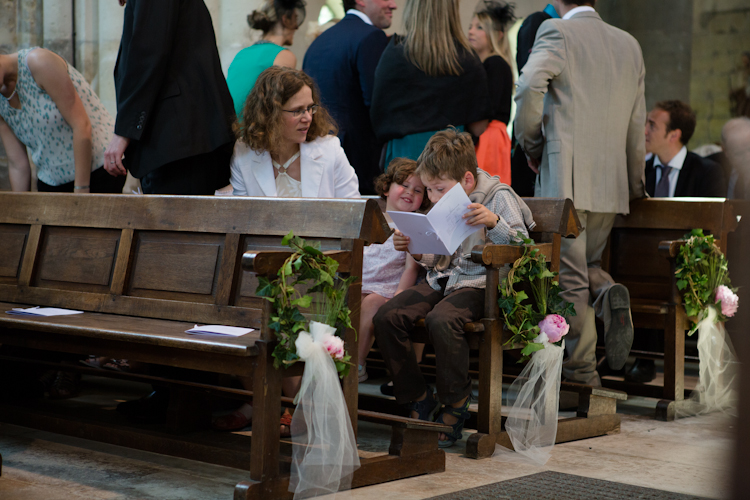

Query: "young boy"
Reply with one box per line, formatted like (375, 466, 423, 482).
(373, 128, 534, 447)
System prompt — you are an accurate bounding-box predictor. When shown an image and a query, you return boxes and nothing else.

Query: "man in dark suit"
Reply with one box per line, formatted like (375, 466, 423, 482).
(628, 100, 726, 383)
(104, 0, 236, 195)
(303, 0, 395, 195)
(644, 100, 726, 198)
(510, 3, 559, 197)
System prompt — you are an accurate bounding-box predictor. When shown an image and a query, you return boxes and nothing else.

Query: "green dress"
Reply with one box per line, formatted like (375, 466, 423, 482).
(226, 41, 285, 118)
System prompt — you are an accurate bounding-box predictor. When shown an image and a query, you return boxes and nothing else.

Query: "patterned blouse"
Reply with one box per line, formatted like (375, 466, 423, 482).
(0, 48, 114, 186)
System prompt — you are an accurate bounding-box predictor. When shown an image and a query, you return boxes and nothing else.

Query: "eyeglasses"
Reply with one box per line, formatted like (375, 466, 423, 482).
(282, 104, 319, 118)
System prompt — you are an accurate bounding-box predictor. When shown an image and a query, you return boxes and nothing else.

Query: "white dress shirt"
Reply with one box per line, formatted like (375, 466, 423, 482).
(562, 6, 596, 20)
(654, 146, 687, 198)
(346, 9, 373, 25)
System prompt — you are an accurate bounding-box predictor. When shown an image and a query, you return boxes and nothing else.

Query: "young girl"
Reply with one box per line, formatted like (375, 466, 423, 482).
(358, 158, 430, 382)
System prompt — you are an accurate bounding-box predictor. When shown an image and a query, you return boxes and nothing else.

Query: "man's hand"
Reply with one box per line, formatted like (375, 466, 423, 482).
(463, 203, 499, 229)
(526, 154, 541, 174)
(118, 0, 126, 6)
(104, 134, 130, 176)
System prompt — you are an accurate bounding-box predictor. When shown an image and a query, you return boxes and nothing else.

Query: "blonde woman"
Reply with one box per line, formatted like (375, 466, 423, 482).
(370, 0, 489, 167)
(469, 1, 516, 183)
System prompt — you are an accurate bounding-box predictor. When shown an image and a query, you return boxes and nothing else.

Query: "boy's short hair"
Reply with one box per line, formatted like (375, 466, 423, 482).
(374, 158, 431, 210)
(415, 128, 478, 182)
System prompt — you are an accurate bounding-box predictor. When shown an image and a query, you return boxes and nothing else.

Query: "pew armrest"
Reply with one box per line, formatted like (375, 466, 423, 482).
(470, 242, 554, 267)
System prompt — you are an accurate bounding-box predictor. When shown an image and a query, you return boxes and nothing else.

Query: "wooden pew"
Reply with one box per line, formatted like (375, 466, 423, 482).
(362, 198, 627, 459)
(0, 192, 448, 499)
(603, 198, 741, 420)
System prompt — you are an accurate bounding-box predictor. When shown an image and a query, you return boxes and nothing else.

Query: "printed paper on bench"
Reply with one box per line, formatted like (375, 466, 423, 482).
(387, 183, 482, 255)
(7, 306, 84, 317)
(186, 325, 254, 337)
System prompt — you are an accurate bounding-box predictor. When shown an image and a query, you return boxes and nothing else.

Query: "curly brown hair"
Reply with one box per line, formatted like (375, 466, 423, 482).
(236, 66, 337, 157)
(374, 157, 431, 211)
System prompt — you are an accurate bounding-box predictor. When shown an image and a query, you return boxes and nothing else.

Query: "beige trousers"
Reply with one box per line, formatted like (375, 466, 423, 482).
(559, 211, 618, 386)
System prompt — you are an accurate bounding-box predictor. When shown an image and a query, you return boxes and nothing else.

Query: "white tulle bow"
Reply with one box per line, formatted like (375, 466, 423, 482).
(289, 321, 360, 499)
(494, 339, 564, 465)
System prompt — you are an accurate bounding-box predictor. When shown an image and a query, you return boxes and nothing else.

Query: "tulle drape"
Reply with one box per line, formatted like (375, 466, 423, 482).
(677, 307, 739, 418)
(290, 322, 360, 499)
(493, 339, 564, 465)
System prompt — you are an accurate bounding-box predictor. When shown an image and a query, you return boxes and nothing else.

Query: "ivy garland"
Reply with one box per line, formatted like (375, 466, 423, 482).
(256, 231, 355, 377)
(497, 232, 576, 361)
(675, 229, 736, 335)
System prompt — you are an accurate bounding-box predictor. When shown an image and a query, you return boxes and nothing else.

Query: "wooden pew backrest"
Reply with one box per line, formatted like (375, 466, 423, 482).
(0, 194, 389, 340)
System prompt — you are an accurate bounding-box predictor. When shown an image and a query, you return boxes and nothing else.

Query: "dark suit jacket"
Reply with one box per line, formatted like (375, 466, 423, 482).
(303, 14, 389, 195)
(114, 0, 235, 178)
(516, 11, 552, 71)
(645, 151, 726, 198)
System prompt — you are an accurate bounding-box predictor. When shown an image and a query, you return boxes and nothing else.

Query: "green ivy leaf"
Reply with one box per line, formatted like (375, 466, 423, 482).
(291, 296, 312, 308)
(281, 231, 294, 246)
(520, 342, 546, 357)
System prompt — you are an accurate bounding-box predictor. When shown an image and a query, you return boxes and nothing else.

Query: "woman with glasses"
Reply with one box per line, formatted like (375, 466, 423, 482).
(219, 67, 358, 432)
(230, 66, 359, 199)
(226, 0, 306, 120)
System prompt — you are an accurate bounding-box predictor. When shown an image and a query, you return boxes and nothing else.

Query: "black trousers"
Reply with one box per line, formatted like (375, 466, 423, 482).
(140, 141, 234, 195)
(373, 280, 485, 406)
(37, 166, 127, 193)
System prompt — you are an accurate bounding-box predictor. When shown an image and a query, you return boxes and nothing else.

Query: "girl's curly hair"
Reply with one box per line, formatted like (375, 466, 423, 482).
(236, 66, 337, 157)
(374, 158, 431, 211)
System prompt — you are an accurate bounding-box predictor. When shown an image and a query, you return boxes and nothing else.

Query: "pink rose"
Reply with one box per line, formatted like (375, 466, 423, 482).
(715, 285, 739, 318)
(538, 314, 569, 343)
(322, 335, 346, 361)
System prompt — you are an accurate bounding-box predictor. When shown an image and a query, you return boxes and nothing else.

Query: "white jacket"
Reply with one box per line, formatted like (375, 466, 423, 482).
(230, 135, 361, 198)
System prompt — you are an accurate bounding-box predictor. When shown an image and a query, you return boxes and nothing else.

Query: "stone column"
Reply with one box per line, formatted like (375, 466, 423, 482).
(75, 0, 100, 89)
(16, 0, 43, 49)
(598, 0, 694, 111)
(43, 0, 73, 63)
(98, 1, 125, 117)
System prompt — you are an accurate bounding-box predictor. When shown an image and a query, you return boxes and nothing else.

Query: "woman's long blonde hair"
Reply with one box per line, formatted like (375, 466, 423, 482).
(402, 0, 473, 77)
(475, 1, 516, 80)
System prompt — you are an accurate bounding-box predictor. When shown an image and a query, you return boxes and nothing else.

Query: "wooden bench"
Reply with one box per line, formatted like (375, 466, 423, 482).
(603, 198, 741, 420)
(0, 192, 449, 499)
(361, 198, 627, 459)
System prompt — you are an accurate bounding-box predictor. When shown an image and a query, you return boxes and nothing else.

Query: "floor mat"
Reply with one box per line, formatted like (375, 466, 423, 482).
(425, 471, 710, 500)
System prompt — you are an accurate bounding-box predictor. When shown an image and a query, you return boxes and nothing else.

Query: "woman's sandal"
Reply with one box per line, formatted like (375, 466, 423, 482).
(212, 410, 251, 431)
(406, 386, 440, 422)
(435, 396, 471, 448)
(48, 371, 81, 400)
(280, 412, 293, 438)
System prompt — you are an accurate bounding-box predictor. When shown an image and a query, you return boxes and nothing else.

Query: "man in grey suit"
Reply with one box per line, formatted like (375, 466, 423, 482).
(514, 0, 647, 386)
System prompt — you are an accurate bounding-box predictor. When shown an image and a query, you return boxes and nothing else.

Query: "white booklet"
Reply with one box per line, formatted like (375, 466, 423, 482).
(387, 183, 483, 255)
(6, 306, 84, 317)
(185, 325, 254, 337)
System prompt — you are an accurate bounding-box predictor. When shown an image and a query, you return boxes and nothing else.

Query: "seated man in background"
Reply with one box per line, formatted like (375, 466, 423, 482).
(644, 100, 726, 198)
(628, 101, 728, 383)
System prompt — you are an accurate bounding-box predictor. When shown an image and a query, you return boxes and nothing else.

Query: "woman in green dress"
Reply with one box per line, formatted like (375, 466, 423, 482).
(226, 0, 306, 119)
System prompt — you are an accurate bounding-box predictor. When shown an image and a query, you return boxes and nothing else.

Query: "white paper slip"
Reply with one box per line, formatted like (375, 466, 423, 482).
(186, 325, 254, 337)
(388, 183, 483, 255)
(6, 306, 84, 317)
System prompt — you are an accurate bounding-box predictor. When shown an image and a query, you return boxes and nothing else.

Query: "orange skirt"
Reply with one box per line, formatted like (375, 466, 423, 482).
(475, 120, 511, 184)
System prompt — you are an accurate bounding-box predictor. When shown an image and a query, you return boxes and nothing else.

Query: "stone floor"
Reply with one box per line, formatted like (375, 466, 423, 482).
(0, 374, 736, 500)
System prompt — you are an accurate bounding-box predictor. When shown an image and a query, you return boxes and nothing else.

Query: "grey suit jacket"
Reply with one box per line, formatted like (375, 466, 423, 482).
(514, 11, 646, 214)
